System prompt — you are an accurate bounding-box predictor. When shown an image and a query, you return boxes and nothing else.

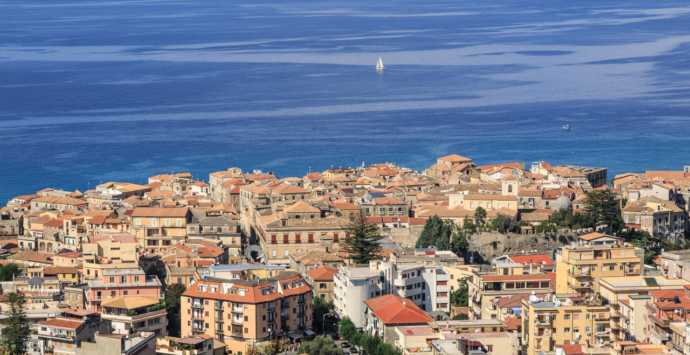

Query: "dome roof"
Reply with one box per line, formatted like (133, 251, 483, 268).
(552, 194, 572, 211)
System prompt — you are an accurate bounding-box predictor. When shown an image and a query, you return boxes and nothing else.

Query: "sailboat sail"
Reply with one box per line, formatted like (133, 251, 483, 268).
(376, 57, 385, 70)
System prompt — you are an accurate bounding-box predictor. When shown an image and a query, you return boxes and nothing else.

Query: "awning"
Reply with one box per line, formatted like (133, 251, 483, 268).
(305, 330, 316, 336)
(288, 332, 304, 340)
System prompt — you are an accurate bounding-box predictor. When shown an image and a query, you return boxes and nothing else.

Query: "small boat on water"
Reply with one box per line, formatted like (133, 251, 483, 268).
(376, 57, 385, 70)
(562, 125, 570, 130)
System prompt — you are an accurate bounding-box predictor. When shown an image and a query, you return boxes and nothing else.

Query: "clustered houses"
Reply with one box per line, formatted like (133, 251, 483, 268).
(6, 157, 690, 355)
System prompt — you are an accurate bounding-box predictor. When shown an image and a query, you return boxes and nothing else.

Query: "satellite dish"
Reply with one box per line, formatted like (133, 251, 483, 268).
(529, 295, 539, 303)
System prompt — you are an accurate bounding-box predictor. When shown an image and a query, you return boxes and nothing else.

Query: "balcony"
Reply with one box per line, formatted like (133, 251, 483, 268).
(192, 302, 204, 309)
(191, 313, 204, 320)
(437, 285, 449, 292)
(297, 310, 305, 316)
(595, 317, 610, 322)
(215, 302, 224, 311)
(231, 331, 243, 337)
(281, 301, 290, 308)
(298, 297, 306, 305)
(569, 283, 591, 290)
(567, 270, 591, 277)
(648, 312, 671, 326)
(231, 318, 243, 325)
(37, 330, 74, 340)
(268, 305, 276, 312)
(267, 317, 276, 324)
(651, 329, 669, 341)
(281, 313, 289, 320)
(102, 309, 168, 322)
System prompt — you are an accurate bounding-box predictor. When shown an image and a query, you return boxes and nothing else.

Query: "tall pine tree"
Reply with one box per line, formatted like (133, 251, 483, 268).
(340, 211, 384, 264)
(3, 292, 30, 354)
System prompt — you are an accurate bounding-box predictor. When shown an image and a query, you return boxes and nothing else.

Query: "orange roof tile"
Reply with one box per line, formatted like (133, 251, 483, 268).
(363, 294, 432, 324)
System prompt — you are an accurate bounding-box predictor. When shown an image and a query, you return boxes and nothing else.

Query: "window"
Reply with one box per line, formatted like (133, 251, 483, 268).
(135, 276, 140, 283)
(624, 215, 628, 223)
(564, 328, 570, 333)
(573, 314, 579, 320)
(320, 283, 327, 289)
(564, 315, 570, 320)
(272, 250, 277, 257)
(295, 234, 301, 244)
(123, 291, 128, 296)
(609, 266, 615, 271)
(586, 314, 590, 320)
(333, 234, 339, 242)
(602, 266, 606, 272)
(166, 219, 170, 226)
(470, 203, 474, 208)
(508, 203, 512, 209)
(109, 277, 115, 283)
(177, 219, 182, 227)
(308, 234, 314, 243)
(271, 235, 277, 244)
(497, 203, 501, 208)
(284, 250, 288, 256)
(283, 235, 289, 244)
(121, 276, 127, 283)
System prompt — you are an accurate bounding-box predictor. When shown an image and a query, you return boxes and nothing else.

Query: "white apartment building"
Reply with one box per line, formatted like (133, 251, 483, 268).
(334, 260, 451, 328)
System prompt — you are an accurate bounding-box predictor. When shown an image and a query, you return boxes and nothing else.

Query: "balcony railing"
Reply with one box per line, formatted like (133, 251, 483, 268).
(192, 303, 204, 309)
(215, 302, 224, 311)
(297, 297, 306, 304)
(231, 331, 243, 337)
(231, 318, 243, 325)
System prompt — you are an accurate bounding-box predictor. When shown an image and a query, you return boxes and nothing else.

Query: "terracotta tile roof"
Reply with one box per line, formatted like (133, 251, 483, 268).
(88, 215, 107, 225)
(43, 266, 80, 275)
(438, 154, 472, 163)
(330, 202, 359, 210)
(43, 220, 64, 227)
(504, 317, 522, 331)
(183, 273, 311, 303)
(39, 318, 84, 330)
(578, 232, 619, 241)
(306, 266, 338, 281)
(283, 201, 320, 213)
(373, 197, 407, 205)
(646, 171, 687, 179)
(561, 344, 585, 355)
(101, 296, 161, 309)
(650, 289, 685, 300)
(364, 294, 432, 324)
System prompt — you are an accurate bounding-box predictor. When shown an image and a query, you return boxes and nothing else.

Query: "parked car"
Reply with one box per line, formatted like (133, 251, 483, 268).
(360, 350, 367, 355)
(350, 348, 358, 354)
(341, 342, 350, 348)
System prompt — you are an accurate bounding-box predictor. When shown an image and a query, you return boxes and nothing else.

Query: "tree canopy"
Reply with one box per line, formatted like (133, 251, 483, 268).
(298, 335, 341, 355)
(312, 296, 334, 333)
(3, 292, 30, 354)
(164, 283, 186, 337)
(340, 212, 384, 264)
(0, 264, 21, 282)
(582, 189, 621, 231)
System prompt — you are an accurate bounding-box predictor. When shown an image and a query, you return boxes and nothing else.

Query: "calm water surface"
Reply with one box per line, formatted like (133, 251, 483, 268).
(1, 0, 690, 201)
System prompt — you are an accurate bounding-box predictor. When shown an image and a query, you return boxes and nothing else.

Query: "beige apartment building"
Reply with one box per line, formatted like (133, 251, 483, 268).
(521, 295, 610, 355)
(450, 193, 518, 211)
(131, 207, 191, 252)
(555, 233, 643, 297)
(256, 201, 348, 264)
(468, 261, 553, 320)
(82, 235, 140, 280)
(181, 272, 313, 353)
(622, 197, 686, 241)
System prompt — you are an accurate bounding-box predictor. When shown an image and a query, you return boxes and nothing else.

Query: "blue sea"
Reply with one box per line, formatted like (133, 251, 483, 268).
(1, 0, 690, 202)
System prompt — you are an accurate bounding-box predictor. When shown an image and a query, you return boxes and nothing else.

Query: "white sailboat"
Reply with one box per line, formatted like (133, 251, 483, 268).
(376, 57, 385, 70)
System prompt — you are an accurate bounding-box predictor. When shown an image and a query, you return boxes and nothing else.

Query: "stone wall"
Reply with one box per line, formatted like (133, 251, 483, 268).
(379, 225, 425, 249)
(465, 225, 610, 264)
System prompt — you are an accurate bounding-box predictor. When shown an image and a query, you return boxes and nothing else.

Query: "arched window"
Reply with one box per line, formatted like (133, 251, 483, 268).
(508, 185, 513, 193)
